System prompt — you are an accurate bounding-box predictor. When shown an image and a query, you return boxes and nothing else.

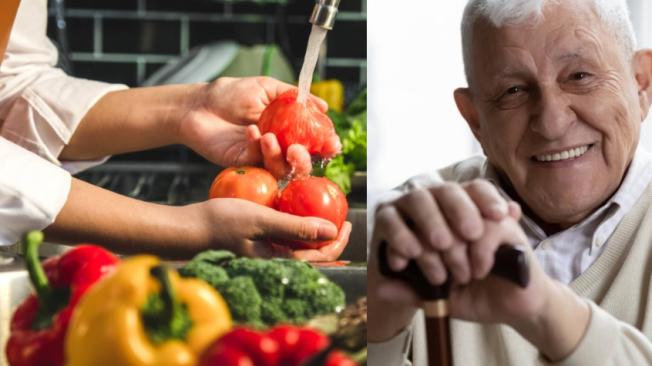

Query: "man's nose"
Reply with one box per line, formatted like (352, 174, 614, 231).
(529, 87, 575, 140)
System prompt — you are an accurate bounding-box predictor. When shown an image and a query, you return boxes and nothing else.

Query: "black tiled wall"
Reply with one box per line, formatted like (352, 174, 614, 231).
(47, 0, 367, 88)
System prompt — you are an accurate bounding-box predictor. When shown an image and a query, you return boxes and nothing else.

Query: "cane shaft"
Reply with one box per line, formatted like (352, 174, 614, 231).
(424, 300, 452, 366)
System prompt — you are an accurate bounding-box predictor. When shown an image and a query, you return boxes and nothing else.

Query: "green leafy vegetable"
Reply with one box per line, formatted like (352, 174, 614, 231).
(315, 87, 367, 194)
(179, 250, 346, 328)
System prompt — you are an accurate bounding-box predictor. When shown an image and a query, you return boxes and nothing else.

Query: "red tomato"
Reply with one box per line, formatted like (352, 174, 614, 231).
(209, 167, 278, 208)
(275, 177, 348, 249)
(267, 326, 330, 366)
(258, 89, 341, 159)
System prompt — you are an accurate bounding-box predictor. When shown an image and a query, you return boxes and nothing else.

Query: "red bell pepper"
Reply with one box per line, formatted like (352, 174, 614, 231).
(199, 325, 356, 366)
(5, 231, 119, 366)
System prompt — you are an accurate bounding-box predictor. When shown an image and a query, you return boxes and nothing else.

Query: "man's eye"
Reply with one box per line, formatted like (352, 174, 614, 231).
(571, 72, 591, 81)
(506, 86, 521, 95)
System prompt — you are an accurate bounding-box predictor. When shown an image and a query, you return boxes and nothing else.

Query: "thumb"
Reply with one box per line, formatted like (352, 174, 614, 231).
(258, 210, 338, 243)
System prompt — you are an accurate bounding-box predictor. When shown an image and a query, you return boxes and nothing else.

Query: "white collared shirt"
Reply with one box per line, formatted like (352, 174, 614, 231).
(0, 0, 126, 245)
(522, 148, 652, 284)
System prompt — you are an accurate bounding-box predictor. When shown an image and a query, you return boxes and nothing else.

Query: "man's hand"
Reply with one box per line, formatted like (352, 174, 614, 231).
(179, 77, 336, 178)
(368, 179, 589, 361)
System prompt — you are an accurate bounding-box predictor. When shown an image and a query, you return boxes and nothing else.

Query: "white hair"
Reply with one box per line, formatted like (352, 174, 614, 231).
(461, 0, 637, 84)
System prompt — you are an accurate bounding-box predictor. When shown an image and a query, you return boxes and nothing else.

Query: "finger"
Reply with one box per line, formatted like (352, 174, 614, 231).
(463, 179, 509, 220)
(321, 134, 342, 159)
(244, 125, 263, 162)
(292, 221, 351, 261)
(395, 189, 455, 251)
(246, 124, 262, 141)
(256, 76, 296, 99)
(507, 201, 522, 220)
(248, 241, 292, 258)
(310, 95, 329, 112)
(433, 183, 484, 241)
(468, 222, 502, 280)
(256, 209, 338, 242)
(286, 144, 313, 177)
(388, 246, 409, 272)
(376, 205, 423, 259)
(441, 241, 472, 284)
(415, 249, 448, 285)
(376, 280, 420, 306)
(260, 133, 291, 178)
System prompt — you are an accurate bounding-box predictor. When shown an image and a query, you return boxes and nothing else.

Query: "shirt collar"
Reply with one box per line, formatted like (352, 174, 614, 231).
(481, 146, 652, 240)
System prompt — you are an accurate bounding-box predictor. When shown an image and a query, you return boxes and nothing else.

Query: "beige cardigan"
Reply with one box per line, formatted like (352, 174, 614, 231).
(369, 157, 652, 366)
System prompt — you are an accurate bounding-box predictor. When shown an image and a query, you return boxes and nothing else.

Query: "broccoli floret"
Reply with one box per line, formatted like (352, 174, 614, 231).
(216, 276, 262, 324)
(190, 250, 236, 265)
(281, 259, 323, 282)
(225, 258, 289, 298)
(308, 280, 346, 315)
(261, 299, 288, 325)
(180, 251, 345, 328)
(283, 298, 309, 324)
(178, 260, 229, 288)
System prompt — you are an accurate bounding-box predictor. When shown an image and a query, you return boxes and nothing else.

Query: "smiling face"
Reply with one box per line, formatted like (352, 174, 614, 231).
(457, 1, 648, 229)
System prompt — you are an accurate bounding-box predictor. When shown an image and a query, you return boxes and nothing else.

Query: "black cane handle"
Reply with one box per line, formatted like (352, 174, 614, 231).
(378, 241, 530, 300)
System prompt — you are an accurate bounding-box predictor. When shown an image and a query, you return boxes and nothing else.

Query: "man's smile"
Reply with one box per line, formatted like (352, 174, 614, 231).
(531, 143, 594, 162)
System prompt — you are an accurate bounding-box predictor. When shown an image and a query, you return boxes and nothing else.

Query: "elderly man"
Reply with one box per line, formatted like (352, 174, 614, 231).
(369, 0, 652, 365)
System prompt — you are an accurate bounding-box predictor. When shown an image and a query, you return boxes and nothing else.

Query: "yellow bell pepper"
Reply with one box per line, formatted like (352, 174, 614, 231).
(65, 256, 232, 366)
(311, 79, 344, 112)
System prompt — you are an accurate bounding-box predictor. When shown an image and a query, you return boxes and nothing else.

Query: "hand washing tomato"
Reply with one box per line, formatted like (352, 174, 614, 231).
(257, 90, 341, 160)
(209, 166, 278, 208)
(276, 177, 348, 249)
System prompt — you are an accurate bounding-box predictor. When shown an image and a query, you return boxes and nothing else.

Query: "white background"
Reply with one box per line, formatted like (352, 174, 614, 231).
(367, 1, 652, 207)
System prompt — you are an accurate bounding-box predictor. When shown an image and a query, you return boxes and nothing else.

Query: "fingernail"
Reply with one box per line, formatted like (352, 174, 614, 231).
(490, 202, 508, 216)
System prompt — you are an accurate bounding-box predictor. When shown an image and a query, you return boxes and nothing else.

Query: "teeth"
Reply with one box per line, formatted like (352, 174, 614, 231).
(535, 145, 589, 162)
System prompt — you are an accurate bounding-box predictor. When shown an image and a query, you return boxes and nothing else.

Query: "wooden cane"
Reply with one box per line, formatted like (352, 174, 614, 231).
(378, 241, 530, 366)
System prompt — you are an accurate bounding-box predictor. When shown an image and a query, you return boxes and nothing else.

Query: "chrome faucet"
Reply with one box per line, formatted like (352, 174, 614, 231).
(309, 0, 340, 30)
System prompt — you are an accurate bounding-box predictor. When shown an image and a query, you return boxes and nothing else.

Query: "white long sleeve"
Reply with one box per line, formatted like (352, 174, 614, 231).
(0, 137, 70, 245)
(0, 0, 126, 173)
(0, 0, 126, 246)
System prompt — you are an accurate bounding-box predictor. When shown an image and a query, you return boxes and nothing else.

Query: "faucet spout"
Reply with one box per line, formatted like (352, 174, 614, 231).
(309, 0, 340, 30)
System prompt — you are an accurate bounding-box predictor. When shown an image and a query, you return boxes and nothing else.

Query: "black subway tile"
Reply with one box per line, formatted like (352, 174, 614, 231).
(103, 19, 180, 54)
(327, 20, 365, 58)
(325, 65, 359, 83)
(338, 0, 363, 12)
(145, 0, 224, 13)
(72, 61, 139, 86)
(66, 0, 137, 10)
(145, 62, 168, 80)
(189, 21, 267, 48)
(51, 17, 94, 53)
(229, 2, 279, 15)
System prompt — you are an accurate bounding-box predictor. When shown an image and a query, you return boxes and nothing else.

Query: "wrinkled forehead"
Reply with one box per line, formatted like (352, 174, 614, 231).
(469, 2, 617, 77)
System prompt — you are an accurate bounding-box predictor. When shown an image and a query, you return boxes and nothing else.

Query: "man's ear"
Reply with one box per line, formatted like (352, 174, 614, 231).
(453, 87, 482, 141)
(633, 50, 652, 121)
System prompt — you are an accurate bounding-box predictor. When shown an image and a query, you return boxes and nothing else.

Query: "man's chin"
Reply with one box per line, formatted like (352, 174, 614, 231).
(526, 195, 604, 228)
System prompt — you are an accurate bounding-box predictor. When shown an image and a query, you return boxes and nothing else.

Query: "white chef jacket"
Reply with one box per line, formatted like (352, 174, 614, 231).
(0, 0, 127, 245)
